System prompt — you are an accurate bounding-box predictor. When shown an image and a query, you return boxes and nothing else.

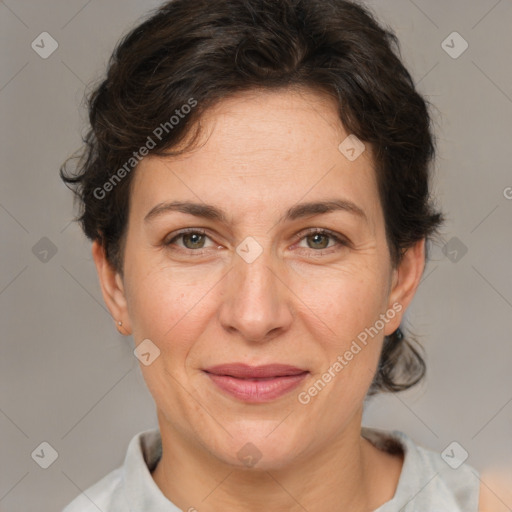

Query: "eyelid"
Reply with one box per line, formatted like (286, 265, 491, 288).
(165, 227, 208, 243)
(164, 228, 214, 248)
(164, 227, 349, 253)
(292, 227, 348, 244)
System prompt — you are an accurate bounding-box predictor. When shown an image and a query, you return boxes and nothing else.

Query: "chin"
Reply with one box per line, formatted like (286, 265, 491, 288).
(207, 427, 304, 472)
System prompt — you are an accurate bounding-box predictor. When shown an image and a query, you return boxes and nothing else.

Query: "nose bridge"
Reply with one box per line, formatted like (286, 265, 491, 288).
(236, 246, 277, 301)
(218, 239, 292, 341)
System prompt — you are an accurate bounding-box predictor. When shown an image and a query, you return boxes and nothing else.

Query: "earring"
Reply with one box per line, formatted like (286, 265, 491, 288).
(118, 321, 123, 327)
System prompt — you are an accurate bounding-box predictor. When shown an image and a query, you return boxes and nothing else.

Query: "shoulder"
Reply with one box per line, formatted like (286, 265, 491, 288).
(409, 436, 481, 510)
(61, 429, 161, 512)
(478, 470, 512, 512)
(62, 466, 125, 512)
(363, 427, 481, 511)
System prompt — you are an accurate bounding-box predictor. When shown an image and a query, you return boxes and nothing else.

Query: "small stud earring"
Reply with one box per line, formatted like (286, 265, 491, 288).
(118, 321, 122, 327)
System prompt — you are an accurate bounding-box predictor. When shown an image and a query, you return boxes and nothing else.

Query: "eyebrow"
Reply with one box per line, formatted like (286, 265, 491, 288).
(144, 199, 368, 225)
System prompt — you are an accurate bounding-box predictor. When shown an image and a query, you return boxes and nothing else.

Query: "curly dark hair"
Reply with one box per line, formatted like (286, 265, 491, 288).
(60, 0, 445, 396)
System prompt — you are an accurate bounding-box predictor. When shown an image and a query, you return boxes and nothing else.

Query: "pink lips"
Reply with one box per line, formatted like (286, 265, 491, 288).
(203, 363, 309, 403)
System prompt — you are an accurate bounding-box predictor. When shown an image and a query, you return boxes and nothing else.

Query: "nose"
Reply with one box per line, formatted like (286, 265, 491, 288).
(217, 246, 294, 343)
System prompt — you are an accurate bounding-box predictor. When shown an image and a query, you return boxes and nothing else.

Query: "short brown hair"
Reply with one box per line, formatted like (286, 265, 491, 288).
(60, 0, 445, 396)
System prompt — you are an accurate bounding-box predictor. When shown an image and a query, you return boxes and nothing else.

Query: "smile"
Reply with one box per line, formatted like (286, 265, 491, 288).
(203, 371, 309, 403)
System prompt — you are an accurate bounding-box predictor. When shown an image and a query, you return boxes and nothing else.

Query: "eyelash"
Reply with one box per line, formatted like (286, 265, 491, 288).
(164, 228, 349, 257)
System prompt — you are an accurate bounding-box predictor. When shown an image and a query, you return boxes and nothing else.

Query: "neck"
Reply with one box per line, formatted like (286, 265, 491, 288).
(151, 408, 402, 512)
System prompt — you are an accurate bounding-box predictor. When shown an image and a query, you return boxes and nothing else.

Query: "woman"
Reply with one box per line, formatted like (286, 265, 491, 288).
(60, 0, 487, 510)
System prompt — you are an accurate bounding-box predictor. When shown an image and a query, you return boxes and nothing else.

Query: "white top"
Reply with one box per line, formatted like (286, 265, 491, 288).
(62, 426, 480, 511)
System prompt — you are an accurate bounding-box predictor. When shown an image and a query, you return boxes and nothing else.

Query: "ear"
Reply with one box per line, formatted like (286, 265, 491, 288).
(383, 238, 426, 336)
(91, 240, 132, 335)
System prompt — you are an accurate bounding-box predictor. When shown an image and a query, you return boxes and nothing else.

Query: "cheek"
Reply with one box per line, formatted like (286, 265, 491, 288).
(126, 254, 390, 349)
(129, 269, 214, 339)
(126, 268, 218, 403)
(291, 262, 389, 341)
(293, 264, 389, 398)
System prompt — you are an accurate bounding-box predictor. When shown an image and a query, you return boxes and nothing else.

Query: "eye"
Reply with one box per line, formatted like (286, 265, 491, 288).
(294, 228, 349, 255)
(164, 229, 217, 254)
(163, 227, 349, 257)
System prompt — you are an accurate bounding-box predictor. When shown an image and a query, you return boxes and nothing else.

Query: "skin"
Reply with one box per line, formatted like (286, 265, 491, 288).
(92, 86, 431, 511)
(478, 469, 512, 511)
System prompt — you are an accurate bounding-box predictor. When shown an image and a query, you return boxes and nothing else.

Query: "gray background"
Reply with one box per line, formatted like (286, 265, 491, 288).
(1, 0, 511, 511)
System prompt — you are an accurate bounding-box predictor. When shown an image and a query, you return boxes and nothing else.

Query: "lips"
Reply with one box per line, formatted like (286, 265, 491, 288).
(203, 363, 308, 379)
(203, 363, 309, 403)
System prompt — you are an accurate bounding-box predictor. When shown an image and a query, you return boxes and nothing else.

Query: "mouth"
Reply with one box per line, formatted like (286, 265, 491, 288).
(202, 363, 309, 403)
(203, 363, 308, 379)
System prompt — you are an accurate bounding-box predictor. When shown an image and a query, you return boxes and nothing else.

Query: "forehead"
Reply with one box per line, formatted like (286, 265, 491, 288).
(130, 87, 382, 233)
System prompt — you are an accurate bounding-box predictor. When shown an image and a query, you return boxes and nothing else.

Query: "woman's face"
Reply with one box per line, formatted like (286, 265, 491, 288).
(95, 87, 423, 469)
